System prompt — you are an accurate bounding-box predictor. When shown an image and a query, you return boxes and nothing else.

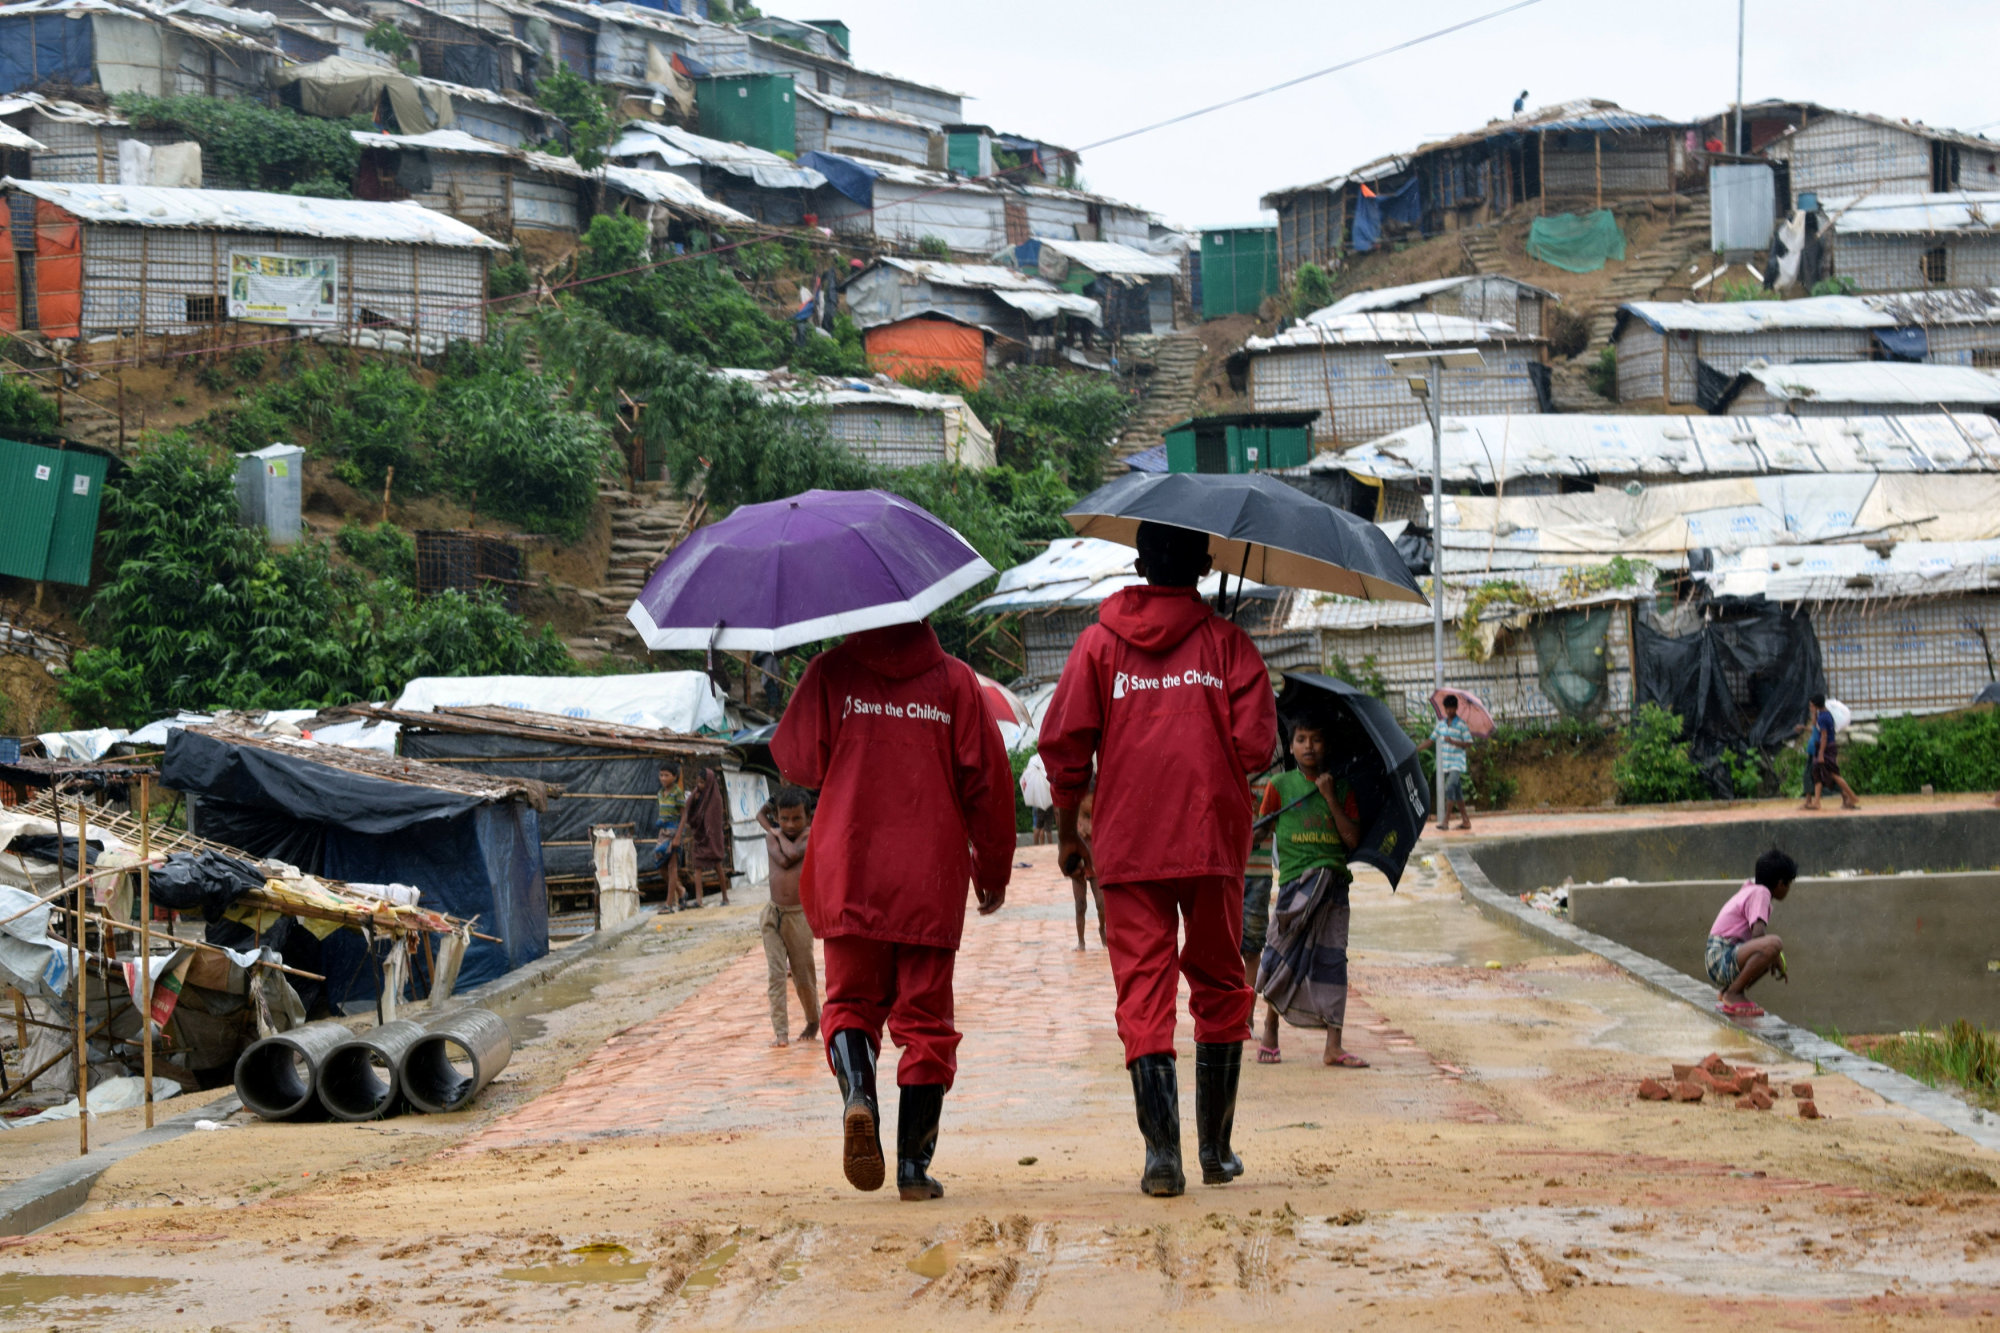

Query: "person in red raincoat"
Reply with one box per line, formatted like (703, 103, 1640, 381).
(1039, 521, 1278, 1197)
(773, 619, 1015, 1200)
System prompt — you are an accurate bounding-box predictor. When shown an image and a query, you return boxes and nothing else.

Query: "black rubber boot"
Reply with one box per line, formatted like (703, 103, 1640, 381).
(828, 1029, 884, 1192)
(1195, 1041, 1245, 1185)
(896, 1083, 946, 1201)
(1128, 1053, 1185, 1197)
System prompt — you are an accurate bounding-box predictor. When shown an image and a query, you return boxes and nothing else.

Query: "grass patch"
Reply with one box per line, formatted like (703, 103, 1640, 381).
(1849, 1020, 2000, 1110)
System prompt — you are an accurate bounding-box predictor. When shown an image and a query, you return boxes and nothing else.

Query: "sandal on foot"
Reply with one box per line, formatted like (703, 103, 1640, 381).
(1256, 1046, 1282, 1064)
(1718, 999, 1765, 1017)
(1327, 1052, 1369, 1068)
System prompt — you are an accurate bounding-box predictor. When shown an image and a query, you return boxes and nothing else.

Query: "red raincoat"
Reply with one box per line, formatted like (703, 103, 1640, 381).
(1039, 586, 1277, 884)
(774, 621, 1015, 951)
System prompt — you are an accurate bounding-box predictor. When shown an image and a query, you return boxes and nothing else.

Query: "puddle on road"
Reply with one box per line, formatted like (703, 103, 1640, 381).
(0, 1273, 173, 1311)
(680, 1241, 740, 1292)
(907, 1242, 961, 1279)
(501, 1243, 651, 1285)
(1353, 891, 1566, 969)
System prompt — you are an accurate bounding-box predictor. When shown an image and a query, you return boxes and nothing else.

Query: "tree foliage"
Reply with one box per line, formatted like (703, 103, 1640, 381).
(59, 436, 571, 727)
(903, 365, 1129, 487)
(0, 372, 58, 437)
(535, 64, 618, 171)
(115, 94, 364, 196)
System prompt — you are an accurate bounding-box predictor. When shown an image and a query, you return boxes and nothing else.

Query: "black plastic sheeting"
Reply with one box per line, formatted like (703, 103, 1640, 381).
(149, 850, 264, 922)
(396, 732, 660, 881)
(1634, 600, 1825, 797)
(163, 729, 547, 1003)
(8, 834, 106, 871)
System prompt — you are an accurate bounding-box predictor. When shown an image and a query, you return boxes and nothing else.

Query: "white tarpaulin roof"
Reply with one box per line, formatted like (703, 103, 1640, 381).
(1434, 473, 2000, 571)
(870, 256, 1102, 324)
(990, 287, 1102, 323)
(721, 369, 997, 467)
(600, 164, 755, 225)
(1, 178, 505, 248)
(1734, 361, 2000, 406)
(394, 672, 729, 734)
(970, 536, 1269, 612)
(616, 122, 824, 190)
(0, 120, 43, 151)
(1276, 566, 1645, 633)
(1034, 237, 1180, 277)
(1821, 191, 2000, 235)
(1250, 312, 1529, 349)
(1618, 294, 1891, 334)
(1297, 413, 2000, 484)
(794, 84, 940, 130)
(349, 128, 592, 179)
(1703, 539, 2000, 601)
(1318, 274, 1559, 316)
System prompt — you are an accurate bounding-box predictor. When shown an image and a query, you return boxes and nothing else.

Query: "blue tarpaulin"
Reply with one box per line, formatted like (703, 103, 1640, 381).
(1350, 178, 1421, 254)
(1874, 326, 1928, 361)
(0, 14, 93, 94)
(799, 150, 876, 207)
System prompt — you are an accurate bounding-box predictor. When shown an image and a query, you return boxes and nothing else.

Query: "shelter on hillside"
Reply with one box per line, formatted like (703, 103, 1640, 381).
(529, 0, 702, 119)
(352, 128, 588, 239)
(794, 83, 937, 167)
(600, 161, 756, 233)
(0, 0, 281, 99)
(1819, 192, 2000, 293)
(723, 368, 996, 469)
(0, 92, 192, 185)
(254, 0, 385, 66)
(360, 704, 731, 938)
(606, 119, 824, 223)
(1026, 237, 1182, 336)
(803, 149, 1151, 254)
(0, 179, 500, 350)
(1238, 313, 1549, 447)
(1763, 108, 2000, 200)
(842, 256, 1100, 356)
(276, 56, 553, 148)
(364, 0, 541, 96)
(1610, 290, 2000, 407)
(1316, 274, 1558, 339)
(160, 724, 548, 996)
(1710, 361, 2000, 416)
(690, 17, 964, 125)
(860, 312, 1000, 387)
(1260, 98, 1691, 279)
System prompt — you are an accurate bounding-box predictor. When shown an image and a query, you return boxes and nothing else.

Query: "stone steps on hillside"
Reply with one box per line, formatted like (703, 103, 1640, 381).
(1107, 331, 1203, 478)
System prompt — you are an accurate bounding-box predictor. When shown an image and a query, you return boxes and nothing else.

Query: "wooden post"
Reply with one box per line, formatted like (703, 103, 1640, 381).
(138, 773, 153, 1129)
(1594, 133, 1603, 211)
(116, 373, 125, 452)
(1538, 131, 1546, 216)
(136, 232, 148, 362)
(73, 797, 89, 1156)
(411, 247, 422, 362)
(382, 465, 395, 523)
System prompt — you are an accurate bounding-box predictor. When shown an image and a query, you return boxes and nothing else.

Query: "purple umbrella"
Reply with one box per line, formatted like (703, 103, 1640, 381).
(627, 489, 995, 651)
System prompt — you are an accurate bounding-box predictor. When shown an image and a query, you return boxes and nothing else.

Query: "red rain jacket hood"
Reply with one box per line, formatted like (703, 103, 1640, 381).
(773, 621, 1015, 950)
(1039, 586, 1277, 884)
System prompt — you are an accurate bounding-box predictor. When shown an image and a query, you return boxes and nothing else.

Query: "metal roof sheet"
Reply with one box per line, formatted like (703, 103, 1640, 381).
(599, 164, 754, 225)
(1276, 566, 1646, 634)
(1619, 294, 1891, 333)
(615, 121, 823, 189)
(1033, 237, 1179, 278)
(970, 537, 1263, 612)
(1246, 312, 1531, 350)
(1821, 191, 2000, 235)
(874, 256, 1052, 291)
(1737, 361, 2000, 405)
(1318, 274, 1560, 317)
(794, 83, 939, 131)
(0, 92, 128, 126)
(349, 128, 593, 179)
(1, 178, 506, 249)
(1294, 412, 2000, 484)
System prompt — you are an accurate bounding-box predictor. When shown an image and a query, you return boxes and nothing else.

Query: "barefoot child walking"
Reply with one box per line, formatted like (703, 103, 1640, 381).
(760, 787, 820, 1048)
(1708, 849, 1795, 1018)
(1254, 716, 1366, 1068)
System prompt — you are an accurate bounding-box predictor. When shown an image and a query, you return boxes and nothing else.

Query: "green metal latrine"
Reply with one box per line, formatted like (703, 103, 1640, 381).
(1163, 412, 1319, 475)
(1200, 225, 1279, 319)
(0, 438, 108, 586)
(696, 74, 796, 155)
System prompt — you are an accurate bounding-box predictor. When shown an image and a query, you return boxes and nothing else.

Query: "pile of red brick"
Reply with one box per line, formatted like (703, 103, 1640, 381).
(1635, 1053, 1819, 1118)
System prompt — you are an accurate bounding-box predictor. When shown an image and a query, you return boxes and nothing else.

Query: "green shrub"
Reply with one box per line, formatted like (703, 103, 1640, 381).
(943, 365, 1132, 486)
(336, 521, 415, 582)
(1288, 263, 1335, 318)
(1612, 703, 1705, 803)
(574, 214, 789, 366)
(1844, 708, 2000, 794)
(0, 372, 57, 436)
(1587, 346, 1617, 398)
(1325, 652, 1386, 699)
(490, 255, 532, 300)
(916, 234, 952, 258)
(115, 94, 363, 194)
(789, 314, 870, 378)
(1809, 275, 1858, 297)
(1719, 278, 1768, 301)
(434, 360, 613, 540)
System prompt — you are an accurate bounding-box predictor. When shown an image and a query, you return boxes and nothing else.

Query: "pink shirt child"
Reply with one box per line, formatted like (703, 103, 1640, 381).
(1709, 880, 1773, 942)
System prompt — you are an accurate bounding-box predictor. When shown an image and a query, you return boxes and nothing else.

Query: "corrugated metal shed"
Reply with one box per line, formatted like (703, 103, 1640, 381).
(1, 177, 505, 248)
(1298, 412, 2000, 484)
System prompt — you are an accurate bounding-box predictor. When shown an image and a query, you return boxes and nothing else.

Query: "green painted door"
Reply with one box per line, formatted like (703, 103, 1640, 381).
(1201, 229, 1279, 319)
(46, 448, 107, 585)
(0, 438, 61, 580)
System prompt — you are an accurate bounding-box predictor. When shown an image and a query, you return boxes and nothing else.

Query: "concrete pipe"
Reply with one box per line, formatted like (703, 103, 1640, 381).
(398, 1008, 513, 1114)
(317, 1020, 427, 1122)
(233, 1021, 353, 1121)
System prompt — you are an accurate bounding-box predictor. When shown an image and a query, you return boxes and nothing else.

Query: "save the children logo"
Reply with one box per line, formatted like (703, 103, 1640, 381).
(1112, 669, 1226, 701)
(841, 694, 952, 725)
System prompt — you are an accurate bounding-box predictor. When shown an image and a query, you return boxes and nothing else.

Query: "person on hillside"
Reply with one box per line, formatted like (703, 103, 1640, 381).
(1707, 848, 1795, 1018)
(1243, 766, 1280, 1063)
(760, 786, 820, 1048)
(773, 619, 1014, 1202)
(1802, 695, 1860, 811)
(1416, 695, 1476, 831)
(1040, 521, 1278, 1198)
(1254, 717, 1365, 1068)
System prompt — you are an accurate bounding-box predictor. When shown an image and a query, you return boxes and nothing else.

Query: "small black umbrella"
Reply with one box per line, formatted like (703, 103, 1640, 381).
(1270, 672, 1432, 888)
(1065, 471, 1427, 604)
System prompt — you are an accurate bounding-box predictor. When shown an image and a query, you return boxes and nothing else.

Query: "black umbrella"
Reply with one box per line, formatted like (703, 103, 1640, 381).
(1065, 471, 1427, 605)
(1271, 672, 1432, 888)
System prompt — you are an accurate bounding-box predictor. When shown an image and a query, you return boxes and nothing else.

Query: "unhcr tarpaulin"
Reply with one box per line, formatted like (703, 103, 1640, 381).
(1525, 210, 1626, 273)
(277, 56, 453, 136)
(394, 672, 729, 733)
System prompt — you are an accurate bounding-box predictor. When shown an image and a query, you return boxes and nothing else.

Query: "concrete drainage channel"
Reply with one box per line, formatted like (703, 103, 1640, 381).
(0, 906, 661, 1236)
(1444, 819, 2000, 1157)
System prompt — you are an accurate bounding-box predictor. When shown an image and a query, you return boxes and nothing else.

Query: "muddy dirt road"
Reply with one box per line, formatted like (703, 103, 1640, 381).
(4, 832, 1999, 1329)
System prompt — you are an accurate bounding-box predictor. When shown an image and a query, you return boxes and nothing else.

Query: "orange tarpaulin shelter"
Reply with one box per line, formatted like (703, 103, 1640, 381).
(0, 200, 82, 335)
(865, 315, 987, 389)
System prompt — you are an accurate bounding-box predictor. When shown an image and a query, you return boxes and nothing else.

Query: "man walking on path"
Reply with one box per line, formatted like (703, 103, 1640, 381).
(774, 620, 1015, 1201)
(1417, 695, 1475, 831)
(1040, 521, 1278, 1198)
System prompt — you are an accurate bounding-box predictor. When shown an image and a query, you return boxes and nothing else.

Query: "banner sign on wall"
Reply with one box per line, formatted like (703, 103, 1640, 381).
(228, 252, 338, 324)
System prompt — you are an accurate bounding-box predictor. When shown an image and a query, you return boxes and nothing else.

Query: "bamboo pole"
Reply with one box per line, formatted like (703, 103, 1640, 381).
(1594, 133, 1603, 211)
(139, 773, 153, 1129)
(74, 798, 89, 1156)
(75, 911, 325, 982)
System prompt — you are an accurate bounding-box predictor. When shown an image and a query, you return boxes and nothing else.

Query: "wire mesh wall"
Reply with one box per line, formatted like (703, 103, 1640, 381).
(415, 530, 525, 611)
(1249, 344, 1545, 445)
(1810, 593, 2000, 719)
(825, 405, 949, 469)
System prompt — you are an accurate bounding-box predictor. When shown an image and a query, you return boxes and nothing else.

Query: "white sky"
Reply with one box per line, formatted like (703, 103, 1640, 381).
(809, 0, 2000, 226)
